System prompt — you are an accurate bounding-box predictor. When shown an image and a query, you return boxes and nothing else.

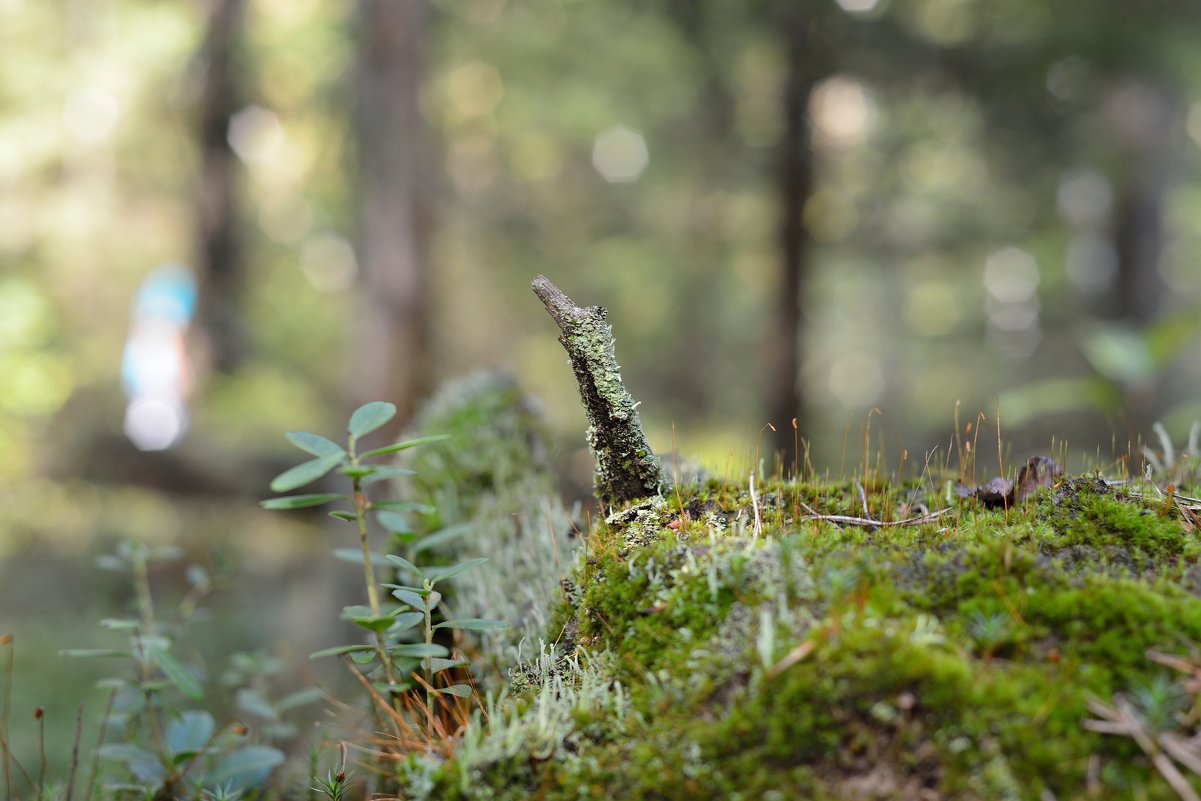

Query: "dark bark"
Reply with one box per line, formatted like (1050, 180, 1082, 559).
(531, 276, 662, 507)
(353, 0, 433, 429)
(1103, 79, 1176, 435)
(766, 9, 828, 463)
(193, 0, 248, 374)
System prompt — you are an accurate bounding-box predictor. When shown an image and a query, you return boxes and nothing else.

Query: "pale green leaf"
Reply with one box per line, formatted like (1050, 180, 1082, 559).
(433, 618, 509, 632)
(309, 644, 374, 660)
(360, 434, 450, 460)
(260, 493, 344, 510)
(269, 452, 346, 493)
(425, 558, 488, 585)
(285, 432, 345, 458)
(348, 402, 396, 438)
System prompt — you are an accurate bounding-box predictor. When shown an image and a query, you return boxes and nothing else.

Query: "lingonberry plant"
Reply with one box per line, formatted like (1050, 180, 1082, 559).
(60, 542, 291, 799)
(261, 402, 507, 742)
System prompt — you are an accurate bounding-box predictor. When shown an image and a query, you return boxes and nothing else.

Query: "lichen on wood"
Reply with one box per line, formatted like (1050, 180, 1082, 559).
(531, 275, 662, 506)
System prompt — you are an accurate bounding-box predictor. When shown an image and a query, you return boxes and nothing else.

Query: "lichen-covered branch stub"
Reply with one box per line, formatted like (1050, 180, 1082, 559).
(531, 275, 661, 506)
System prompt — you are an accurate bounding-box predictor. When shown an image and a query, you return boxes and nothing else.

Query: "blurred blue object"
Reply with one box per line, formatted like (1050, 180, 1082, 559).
(121, 265, 197, 451)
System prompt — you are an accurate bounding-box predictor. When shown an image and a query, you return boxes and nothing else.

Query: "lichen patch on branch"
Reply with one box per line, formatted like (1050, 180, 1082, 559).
(531, 275, 662, 506)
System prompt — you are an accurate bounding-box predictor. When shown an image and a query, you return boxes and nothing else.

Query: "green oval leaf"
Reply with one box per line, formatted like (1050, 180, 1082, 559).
(436, 684, 474, 698)
(361, 466, 417, 485)
(413, 523, 471, 554)
(360, 434, 450, 460)
(276, 687, 324, 712)
(375, 510, 412, 534)
(391, 611, 424, 632)
(165, 710, 215, 757)
(386, 553, 424, 579)
(371, 500, 436, 515)
(236, 688, 277, 721)
(388, 643, 448, 658)
(433, 618, 509, 632)
(269, 452, 346, 493)
(100, 618, 140, 630)
(425, 558, 488, 585)
(350, 650, 377, 665)
(285, 432, 345, 458)
(429, 657, 465, 675)
(150, 645, 205, 702)
(348, 402, 396, 438)
(310, 644, 375, 660)
(329, 511, 358, 522)
(351, 615, 399, 633)
(260, 493, 345, 510)
(332, 548, 392, 567)
(206, 745, 285, 790)
(60, 648, 130, 659)
(339, 465, 376, 480)
(390, 588, 432, 610)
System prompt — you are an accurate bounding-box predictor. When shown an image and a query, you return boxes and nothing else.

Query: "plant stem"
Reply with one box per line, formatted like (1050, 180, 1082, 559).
(352, 481, 382, 617)
(423, 583, 435, 734)
(351, 478, 397, 690)
(130, 552, 166, 759)
(131, 548, 156, 635)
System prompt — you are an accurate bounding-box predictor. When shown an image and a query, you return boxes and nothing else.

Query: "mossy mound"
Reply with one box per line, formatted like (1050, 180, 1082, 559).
(404, 472, 1201, 800)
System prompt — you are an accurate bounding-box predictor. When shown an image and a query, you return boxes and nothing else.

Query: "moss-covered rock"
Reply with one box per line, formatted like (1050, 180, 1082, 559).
(401, 469, 1201, 800)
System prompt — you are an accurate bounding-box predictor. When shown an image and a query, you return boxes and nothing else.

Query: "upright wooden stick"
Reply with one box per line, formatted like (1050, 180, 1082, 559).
(531, 276, 661, 506)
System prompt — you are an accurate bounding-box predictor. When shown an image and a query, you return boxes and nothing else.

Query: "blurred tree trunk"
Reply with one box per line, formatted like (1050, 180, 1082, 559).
(766, 9, 829, 465)
(193, 0, 248, 374)
(1104, 79, 1176, 434)
(353, 0, 433, 429)
(1108, 84, 1173, 327)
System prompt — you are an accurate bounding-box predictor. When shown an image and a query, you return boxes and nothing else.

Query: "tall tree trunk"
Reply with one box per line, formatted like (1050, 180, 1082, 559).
(193, 0, 247, 374)
(353, 0, 433, 429)
(1104, 79, 1176, 435)
(766, 10, 825, 465)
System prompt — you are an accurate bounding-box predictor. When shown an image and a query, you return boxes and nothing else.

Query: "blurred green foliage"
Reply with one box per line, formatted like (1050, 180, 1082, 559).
(2, 0, 1199, 483)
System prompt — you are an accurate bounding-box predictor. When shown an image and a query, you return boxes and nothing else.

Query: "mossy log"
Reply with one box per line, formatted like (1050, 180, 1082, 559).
(531, 275, 661, 506)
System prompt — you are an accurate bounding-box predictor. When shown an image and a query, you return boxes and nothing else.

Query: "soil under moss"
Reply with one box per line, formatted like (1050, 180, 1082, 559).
(409, 472, 1201, 801)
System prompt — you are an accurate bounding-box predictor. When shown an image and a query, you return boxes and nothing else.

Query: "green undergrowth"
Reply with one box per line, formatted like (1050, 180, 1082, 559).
(404, 471, 1201, 801)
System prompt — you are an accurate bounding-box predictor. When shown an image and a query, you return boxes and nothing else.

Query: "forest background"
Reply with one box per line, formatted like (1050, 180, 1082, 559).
(2, 0, 1201, 778)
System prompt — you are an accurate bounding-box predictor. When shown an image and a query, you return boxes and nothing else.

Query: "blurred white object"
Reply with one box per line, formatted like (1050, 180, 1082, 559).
(121, 265, 196, 451)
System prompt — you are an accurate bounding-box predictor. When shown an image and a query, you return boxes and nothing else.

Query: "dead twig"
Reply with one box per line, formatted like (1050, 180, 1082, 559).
(1084, 695, 1201, 801)
(855, 482, 874, 522)
(795, 500, 953, 530)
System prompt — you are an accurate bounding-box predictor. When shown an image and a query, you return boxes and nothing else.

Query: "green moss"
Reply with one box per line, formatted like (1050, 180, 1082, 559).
(411, 472, 1201, 801)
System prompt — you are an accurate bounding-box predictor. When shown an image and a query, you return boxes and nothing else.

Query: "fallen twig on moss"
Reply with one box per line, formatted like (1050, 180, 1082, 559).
(1085, 695, 1201, 801)
(795, 499, 953, 529)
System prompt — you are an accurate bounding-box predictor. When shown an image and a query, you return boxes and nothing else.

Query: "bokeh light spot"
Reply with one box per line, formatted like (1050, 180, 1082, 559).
(124, 397, 186, 452)
(811, 76, 874, 148)
(1057, 169, 1113, 228)
(592, 125, 649, 183)
(446, 61, 505, 119)
(835, 0, 881, 14)
(983, 246, 1040, 303)
(228, 106, 284, 164)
